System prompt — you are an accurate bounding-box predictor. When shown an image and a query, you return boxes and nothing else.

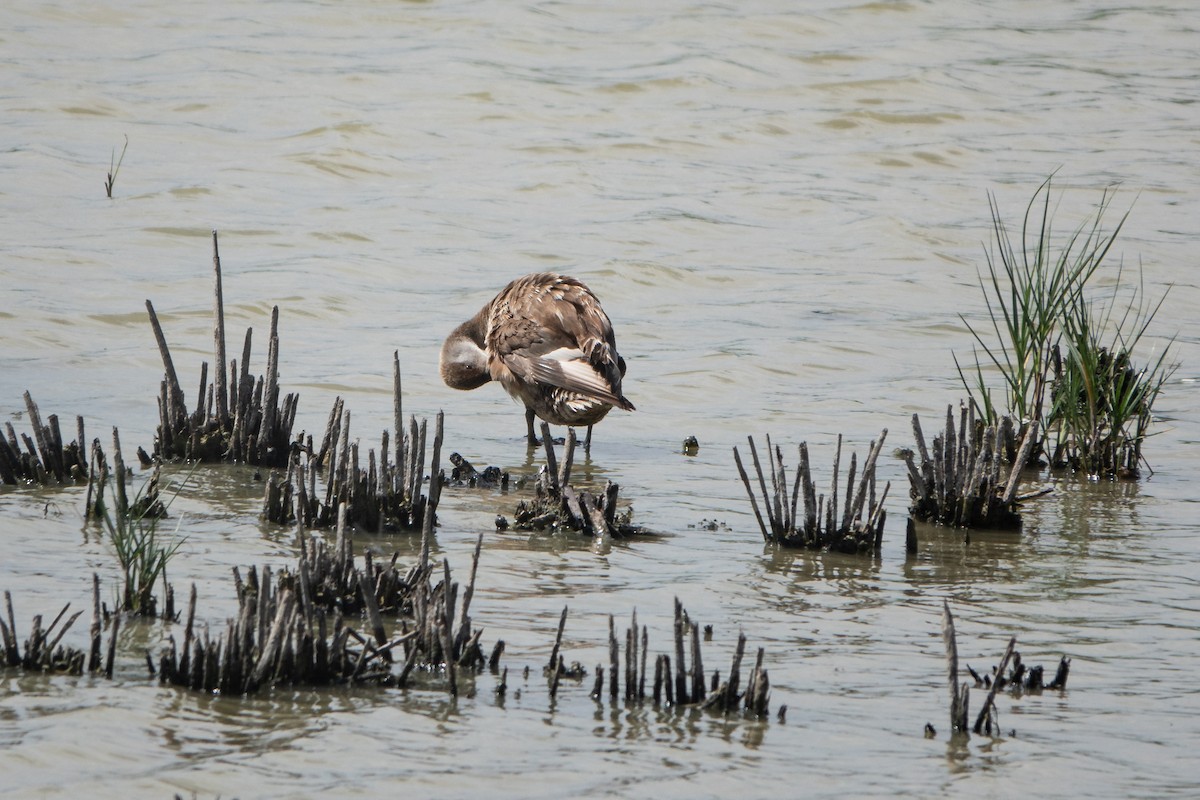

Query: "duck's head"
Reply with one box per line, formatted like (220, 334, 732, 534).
(439, 312, 491, 390)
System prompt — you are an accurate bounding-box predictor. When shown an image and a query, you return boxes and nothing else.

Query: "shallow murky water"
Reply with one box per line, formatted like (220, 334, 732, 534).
(2, 1, 1198, 797)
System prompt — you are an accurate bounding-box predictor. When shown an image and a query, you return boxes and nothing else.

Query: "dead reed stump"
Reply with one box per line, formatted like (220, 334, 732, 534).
(904, 405, 1043, 531)
(393, 531, 489, 696)
(0, 392, 88, 486)
(937, 600, 1071, 739)
(551, 598, 776, 720)
(503, 423, 643, 538)
(148, 231, 297, 466)
(157, 570, 392, 694)
(261, 360, 443, 534)
(734, 431, 890, 554)
(0, 576, 119, 677)
(158, 504, 488, 697)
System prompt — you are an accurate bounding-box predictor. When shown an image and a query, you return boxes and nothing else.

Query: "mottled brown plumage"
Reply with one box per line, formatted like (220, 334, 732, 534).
(440, 273, 634, 445)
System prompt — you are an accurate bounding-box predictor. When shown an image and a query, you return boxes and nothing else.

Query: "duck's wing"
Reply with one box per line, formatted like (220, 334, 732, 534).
(487, 274, 634, 410)
(526, 346, 632, 409)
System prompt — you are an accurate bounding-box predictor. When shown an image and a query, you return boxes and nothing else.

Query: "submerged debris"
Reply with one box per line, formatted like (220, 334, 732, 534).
(148, 231, 297, 466)
(501, 423, 644, 539)
(0, 392, 88, 486)
(261, 355, 443, 534)
(734, 431, 890, 554)
(905, 405, 1044, 531)
(447, 452, 509, 489)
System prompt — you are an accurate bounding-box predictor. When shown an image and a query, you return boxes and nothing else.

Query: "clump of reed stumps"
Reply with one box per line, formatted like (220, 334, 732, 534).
(541, 599, 779, 721)
(261, 353, 443, 535)
(147, 230, 296, 467)
(156, 506, 490, 696)
(935, 599, 1070, 739)
(734, 431, 890, 554)
(498, 423, 643, 539)
(1, 575, 123, 679)
(904, 404, 1048, 534)
(0, 391, 89, 486)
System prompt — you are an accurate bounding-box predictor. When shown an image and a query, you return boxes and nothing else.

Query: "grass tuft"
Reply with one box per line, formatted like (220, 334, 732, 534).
(93, 465, 187, 617)
(104, 135, 128, 198)
(958, 176, 1176, 479)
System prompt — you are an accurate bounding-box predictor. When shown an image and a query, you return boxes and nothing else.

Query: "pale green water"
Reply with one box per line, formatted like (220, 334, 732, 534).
(2, 1, 1198, 797)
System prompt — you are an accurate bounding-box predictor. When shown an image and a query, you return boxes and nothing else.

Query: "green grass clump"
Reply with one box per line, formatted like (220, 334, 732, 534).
(957, 176, 1176, 479)
(94, 466, 185, 617)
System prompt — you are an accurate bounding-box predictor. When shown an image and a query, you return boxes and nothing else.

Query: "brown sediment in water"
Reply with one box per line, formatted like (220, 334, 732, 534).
(734, 430, 889, 555)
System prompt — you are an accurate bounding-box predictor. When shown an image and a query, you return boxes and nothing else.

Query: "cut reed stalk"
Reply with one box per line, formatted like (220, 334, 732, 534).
(504, 424, 643, 538)
(148, 231, 296, 466)
(0, 392, 88, 486)
(905, 406, 1031, 530)
(261, 384, 443, 535)
(734, 431, 889, 553)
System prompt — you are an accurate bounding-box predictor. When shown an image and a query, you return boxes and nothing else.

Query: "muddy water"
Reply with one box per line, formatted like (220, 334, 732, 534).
(2, 1, 1198, 797)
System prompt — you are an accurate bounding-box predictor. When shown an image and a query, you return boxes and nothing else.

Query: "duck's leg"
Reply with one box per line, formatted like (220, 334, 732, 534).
(584, 424, 593, 452)
(525, 407, 540, 447)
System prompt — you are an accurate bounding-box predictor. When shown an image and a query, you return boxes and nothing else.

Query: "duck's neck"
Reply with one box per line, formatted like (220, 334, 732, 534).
(439, 308, 491, 390)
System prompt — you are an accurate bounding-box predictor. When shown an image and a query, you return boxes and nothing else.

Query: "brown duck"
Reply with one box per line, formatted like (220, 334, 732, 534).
(439, 273, 635, 447)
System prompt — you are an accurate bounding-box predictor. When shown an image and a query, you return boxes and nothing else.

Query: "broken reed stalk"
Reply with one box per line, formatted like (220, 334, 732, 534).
(937, 600, 1072, 739)
(211, 231, 229, 428)
(973, 635, 1016, 735)
(905, 405, 1036, 530)
(159, 517, 485, 696)
(148, 231, 297, 466)
(734, 430, 890, 554)
(0, 578, 115, 677)
(942, 600, 970, 733)
(556, 597, 775, 719)
(261, 378, 444, 535)
(547, 605, 568, 697)
(506, 423, 641, 538)
(0, 392, 89, 486)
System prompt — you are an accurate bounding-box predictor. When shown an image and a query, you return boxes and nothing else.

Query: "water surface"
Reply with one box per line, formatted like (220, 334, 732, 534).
(2, 1, 1198, 797)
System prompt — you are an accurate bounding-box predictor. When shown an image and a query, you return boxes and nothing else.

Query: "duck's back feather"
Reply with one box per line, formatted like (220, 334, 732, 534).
(485, 274, 633, 412)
